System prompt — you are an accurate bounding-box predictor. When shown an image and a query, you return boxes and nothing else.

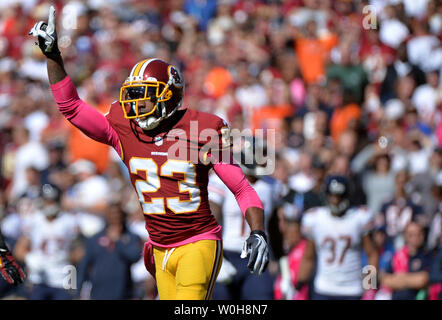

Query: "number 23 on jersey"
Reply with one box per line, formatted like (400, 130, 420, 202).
(129, 157, 201, 215)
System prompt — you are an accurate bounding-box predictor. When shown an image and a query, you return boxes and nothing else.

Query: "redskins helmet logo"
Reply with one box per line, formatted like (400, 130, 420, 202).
(168, 66, 183, 88)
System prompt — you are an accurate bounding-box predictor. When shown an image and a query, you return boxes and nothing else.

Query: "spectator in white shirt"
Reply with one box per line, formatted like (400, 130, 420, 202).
(412, 70, 441, 126)
(9, 127, 48, 200)
(379, 4, 409, 49)
(407, 22, 442, 72)
(62, 159, 109, 237)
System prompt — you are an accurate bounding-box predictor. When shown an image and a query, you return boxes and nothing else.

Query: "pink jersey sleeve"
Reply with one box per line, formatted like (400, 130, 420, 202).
(212, 160, 263, 216)
(50, 76, 121, 156)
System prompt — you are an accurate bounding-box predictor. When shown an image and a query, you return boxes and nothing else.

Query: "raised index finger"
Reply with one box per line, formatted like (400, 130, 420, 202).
(47, 5, 56, 30)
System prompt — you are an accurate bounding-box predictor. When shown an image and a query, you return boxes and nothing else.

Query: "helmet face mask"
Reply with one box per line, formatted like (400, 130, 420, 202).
(326, 194, 349, 217)
(119, 59, 184, 130)
(120, 81, 171, 119)
(42, 200, 60, 218)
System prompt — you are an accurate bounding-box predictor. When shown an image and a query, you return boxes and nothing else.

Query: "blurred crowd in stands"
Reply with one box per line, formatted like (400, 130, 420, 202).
(0, 0, 441, 299)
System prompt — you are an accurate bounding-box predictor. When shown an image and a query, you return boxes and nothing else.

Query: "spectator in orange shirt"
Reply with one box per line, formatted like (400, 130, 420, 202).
(329, 82, 361, 142)
(203, 66, 233, 98)
(252, 105, 293, 132)
(251, 79, 294, 134)
(68, 107, 111, 174)
(294, 19, 338, 85)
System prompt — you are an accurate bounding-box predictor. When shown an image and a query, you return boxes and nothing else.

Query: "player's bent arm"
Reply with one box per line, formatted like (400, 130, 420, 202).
(49, 73, 121, 152)
(297, 239, 315, 284)
(212, 160, 269, 274)
(212, 161, 264, 231)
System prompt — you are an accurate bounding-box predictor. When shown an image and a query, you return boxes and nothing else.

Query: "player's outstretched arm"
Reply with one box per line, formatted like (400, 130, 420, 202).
(28, 6, 121, 154)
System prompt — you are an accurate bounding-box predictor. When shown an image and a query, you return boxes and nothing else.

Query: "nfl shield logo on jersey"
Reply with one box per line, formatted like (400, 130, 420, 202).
(154, 136, 163, 146)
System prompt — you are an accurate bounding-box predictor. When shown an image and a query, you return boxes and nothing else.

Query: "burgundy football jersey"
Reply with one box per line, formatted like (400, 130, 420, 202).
(106, 102, 230, 245)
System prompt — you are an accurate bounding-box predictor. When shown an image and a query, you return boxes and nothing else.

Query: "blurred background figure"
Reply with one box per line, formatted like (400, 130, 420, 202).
(63, 159, 109, 237)
(429, 243, 442, 300)
(379, 170, 425, 250)
(40, 140, 67, 186)
(273, 202, 309, 300)
(76, 203, 142, 300)
(362, 224, 395, 274)
(13, 184, 79, 300)
(380, 221, 432, 300)
(8, 127, 48, 200)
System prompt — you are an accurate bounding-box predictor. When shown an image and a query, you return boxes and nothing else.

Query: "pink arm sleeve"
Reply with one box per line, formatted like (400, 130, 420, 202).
(50, 76, 121, 156)
(212, 161, 263, 216)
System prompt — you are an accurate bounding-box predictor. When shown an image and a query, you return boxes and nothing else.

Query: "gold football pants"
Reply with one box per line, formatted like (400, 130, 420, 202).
(153, 239, 222, 300)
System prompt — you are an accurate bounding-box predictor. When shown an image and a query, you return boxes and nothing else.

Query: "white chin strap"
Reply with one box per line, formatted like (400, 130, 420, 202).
(136, 115, 161, 130)
(133, 100, 165, 130)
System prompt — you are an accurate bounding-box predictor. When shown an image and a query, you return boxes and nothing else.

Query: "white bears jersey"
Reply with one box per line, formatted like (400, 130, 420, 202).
(22, 212, 79, 288)
(208, 173, 273, 252)
(301, 206, 374, 296)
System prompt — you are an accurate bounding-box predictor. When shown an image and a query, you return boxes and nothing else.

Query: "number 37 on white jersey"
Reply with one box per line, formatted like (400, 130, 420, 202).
(301, 206, 374, 296)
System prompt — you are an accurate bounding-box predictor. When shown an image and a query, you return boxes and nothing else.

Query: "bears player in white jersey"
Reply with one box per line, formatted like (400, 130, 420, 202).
(208, 137, 274, 299)
(14, 184, 79, 299)
(297, 175, 379, 300)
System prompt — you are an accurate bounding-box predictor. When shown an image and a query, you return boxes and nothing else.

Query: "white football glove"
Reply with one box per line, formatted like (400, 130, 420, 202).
(28, 5, 60, 56)
(241, 230, 269, 275)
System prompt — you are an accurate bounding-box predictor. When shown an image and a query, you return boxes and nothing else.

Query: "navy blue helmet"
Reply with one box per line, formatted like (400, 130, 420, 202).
(40, 183, 61, 203)
(324, 175, 349, 197)
(324, 175, 350, 216)
(40, 184, 62, 218)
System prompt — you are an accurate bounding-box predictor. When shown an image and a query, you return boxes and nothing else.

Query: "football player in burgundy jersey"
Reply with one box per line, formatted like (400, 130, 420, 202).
(29, 6, 269, 300)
